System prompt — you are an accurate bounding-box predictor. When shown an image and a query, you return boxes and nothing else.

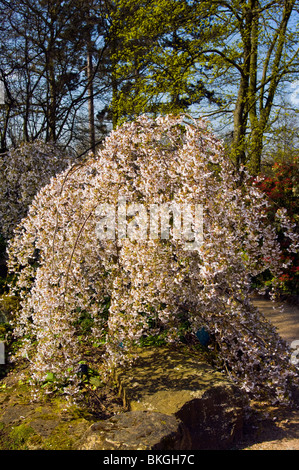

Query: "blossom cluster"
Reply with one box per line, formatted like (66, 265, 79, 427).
(0, 141, 72, 240)
(7, 115, 298, 402)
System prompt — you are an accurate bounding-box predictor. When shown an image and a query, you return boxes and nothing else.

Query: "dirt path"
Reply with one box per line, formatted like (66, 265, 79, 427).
(252, 297, 299, 346)
(234, 296, 299, 450)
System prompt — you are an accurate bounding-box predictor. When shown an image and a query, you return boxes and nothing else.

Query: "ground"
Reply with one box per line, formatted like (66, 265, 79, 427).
(235, 404, 299, 450)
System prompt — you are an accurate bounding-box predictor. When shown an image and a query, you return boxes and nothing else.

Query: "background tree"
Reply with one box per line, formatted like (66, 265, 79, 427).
(264, 102, 299, 166)
(191, 0, 299, 174)
(108, 0, 221, 127)
(0, 0, 111, 150)
(104, 0, 299, 175)
(1, 0, 299, 173)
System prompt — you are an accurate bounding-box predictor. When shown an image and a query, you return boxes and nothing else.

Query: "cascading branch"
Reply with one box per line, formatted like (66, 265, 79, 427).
(7, 114, 298, 402)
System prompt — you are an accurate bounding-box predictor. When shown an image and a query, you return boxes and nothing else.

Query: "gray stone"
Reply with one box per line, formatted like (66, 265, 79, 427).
(78, 410, 191, 450)
(115, 347, 247, 450)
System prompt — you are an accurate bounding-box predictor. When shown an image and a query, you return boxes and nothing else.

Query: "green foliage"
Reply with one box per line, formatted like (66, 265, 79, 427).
(0, 421, 37, 450)
(139, 331, 168, 347)
(74, 308, 95, 335)
(9, 424, 35, 448)
(0, 294, 20, 323)
(110, 0, 219, 126)
(44, 372, 56, 384)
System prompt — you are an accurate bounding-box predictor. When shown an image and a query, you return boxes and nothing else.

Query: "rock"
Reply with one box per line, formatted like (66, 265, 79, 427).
(29, 417, 60, 438)
(0, 294, 20, 323)
(115, 347, 247, 450)
(0, 403, 37, 425)
(78, 410, 191, 450)
(0, 377, 92, 450)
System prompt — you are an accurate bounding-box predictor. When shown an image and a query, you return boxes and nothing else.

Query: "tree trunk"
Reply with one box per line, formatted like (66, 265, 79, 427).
(232, 79, 247, 170)
(111, 48, 119, 129)
(248, 126, 263, 175)
(248, 0, 295, 175)
(0, 107, 9, 153)
(248, 0, 260, 175)
(46, 48, 56, 143)
(87, 46, 95, 153)
(231, 3, 256, 171)
(23, 35, 30, 142)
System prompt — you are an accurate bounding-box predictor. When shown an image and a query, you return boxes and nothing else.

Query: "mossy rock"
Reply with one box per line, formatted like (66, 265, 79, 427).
(0, 295, 20, 323)
(0, 377, 93, 450)
(0, 361, 126, 450)
(79, 410, 191, 450)
(0, 397, 91, 450)
(9, 423, 36, 449)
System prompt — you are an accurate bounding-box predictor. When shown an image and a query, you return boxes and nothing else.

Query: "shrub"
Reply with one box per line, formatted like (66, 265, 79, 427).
(7, 115, 298, 403)
(0, 140, 72, 240)
(253, 158, 299, 294)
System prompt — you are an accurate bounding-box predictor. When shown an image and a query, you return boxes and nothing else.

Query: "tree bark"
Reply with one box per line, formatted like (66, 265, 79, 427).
(248, 0, 295, 175)
(87, 45, 95, 153)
